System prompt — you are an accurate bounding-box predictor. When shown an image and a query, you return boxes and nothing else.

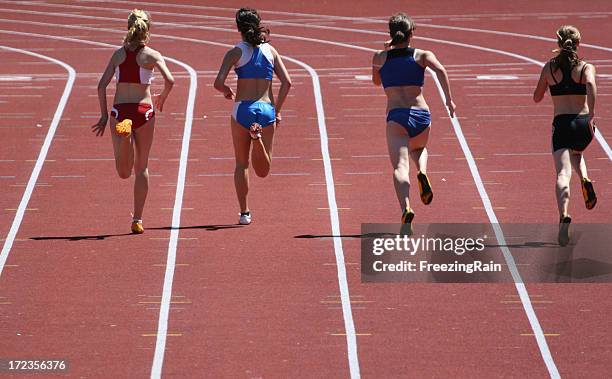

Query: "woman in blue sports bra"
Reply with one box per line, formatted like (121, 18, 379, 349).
(372, 12, 455, 229)
(533, 25, 598, 246)
(214, 8, 292, 225)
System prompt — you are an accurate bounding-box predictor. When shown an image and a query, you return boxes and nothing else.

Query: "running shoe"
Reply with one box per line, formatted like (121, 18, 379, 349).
(239, 211, 252, 225)
(581, 178, 597, 210)
(400, 207, 414, 236)
(131, 219, 144, 234)
(249, 123, 262, 140)
(116, 119, 133, 137)
(558, 215, 571, 247)
(417, 171, 433, 205)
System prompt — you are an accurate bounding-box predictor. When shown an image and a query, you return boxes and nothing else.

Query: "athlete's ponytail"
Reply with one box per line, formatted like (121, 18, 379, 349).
(124, 9, 151, 47)
(388, 12, 415, 46)
(552, 25, 582, 72)
(235, 8, 270, 46)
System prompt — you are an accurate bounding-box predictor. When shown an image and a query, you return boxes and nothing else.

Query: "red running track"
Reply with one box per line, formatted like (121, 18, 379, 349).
(0, 0, 610, 377)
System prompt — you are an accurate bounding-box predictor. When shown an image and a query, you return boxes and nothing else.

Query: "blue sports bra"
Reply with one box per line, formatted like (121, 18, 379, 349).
(234, 41, 274, 80)
(549, 63, 588, 96)
(379, 47, 425, 88)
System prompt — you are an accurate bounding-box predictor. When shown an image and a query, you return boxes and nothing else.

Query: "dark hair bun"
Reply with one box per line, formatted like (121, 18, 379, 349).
(236, 8, 270, 46)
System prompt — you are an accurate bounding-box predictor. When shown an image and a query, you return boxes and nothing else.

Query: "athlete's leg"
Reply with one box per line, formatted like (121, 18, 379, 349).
(553, 148, 572, 218)
(231, 117, 252, 213)
(252, 123, 276, 178)
(569, 150, 588, 179)
(387, 121, 411, 212)
(408, 127, 430, 173)
(132, 118, 155, 221)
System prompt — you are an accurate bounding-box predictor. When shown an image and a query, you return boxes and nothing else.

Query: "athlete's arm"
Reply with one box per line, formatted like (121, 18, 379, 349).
(92, 49, 120, 137)
(152, 49, 175, 112)
(533, 63, 549, 103)
(271, 46, 292, 125)
(372, 51, 383, 86)
(422, 50, 456, 117)
(214, 47, 241, 100)
(584, 63, 597, 127)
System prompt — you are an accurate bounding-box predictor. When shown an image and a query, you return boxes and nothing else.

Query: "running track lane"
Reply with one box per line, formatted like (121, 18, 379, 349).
(0, 27, 197, 377)
(0, 44, 74, 275)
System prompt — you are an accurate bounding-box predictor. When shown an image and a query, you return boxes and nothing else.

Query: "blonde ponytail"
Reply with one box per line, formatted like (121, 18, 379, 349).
(124, 9, 150, 47)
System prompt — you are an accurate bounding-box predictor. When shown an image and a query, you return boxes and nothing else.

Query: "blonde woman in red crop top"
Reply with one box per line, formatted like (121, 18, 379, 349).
(92, 9, 175, 234)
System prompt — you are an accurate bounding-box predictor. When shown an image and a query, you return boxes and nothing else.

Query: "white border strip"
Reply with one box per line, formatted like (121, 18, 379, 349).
(282, 55, 361, 379)
(150, 55, 197, 379)
(0, 42, 75, 279)
(428, 69, 560, 378)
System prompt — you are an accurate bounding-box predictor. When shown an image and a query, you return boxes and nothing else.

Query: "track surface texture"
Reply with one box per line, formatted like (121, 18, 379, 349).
(0, 1, 610, 378)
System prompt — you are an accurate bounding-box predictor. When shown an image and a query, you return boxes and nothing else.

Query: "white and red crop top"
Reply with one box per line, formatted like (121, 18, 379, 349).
(115, 45, 154, 85)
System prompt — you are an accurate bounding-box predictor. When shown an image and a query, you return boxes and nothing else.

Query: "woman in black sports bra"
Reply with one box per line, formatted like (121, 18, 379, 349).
(533, 25, 598, 246)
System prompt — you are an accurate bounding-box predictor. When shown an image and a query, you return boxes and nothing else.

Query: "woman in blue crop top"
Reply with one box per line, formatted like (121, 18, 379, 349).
(533, 25, 598, 245)
(372, 12, 455, 231)
(214, 8, 292, 225)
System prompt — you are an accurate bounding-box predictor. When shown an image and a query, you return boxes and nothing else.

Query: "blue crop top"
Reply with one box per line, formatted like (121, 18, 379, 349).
(234, 41, 274, 80)
(379, 47, 425, 88)
(549, 63, 588, 96)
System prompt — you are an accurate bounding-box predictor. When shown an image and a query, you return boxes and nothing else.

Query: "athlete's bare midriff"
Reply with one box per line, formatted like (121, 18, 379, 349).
(236, 78, 272, 103)
(384, 85, 429, 113)
(114, 82, 152, 105)
(551, 95, 589, 116)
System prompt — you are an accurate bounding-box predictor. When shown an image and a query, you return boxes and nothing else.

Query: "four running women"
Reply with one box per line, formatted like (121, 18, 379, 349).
(92, 8, 600, 246)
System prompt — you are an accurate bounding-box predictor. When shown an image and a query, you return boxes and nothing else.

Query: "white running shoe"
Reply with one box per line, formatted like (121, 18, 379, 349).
(239, 211, 252, 225)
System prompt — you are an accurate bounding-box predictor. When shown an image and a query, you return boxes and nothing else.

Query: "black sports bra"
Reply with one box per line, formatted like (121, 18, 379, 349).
(549, 63, 588, 96)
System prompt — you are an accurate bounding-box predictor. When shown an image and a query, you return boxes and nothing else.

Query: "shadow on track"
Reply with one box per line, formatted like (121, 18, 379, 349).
(29, 224, 243, 241)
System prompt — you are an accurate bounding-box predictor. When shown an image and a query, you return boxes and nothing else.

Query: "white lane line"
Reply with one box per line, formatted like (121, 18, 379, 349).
(0, 42, 75, 279)
(344, 172, 383, 175)
(476, 75, 519, 80)
(0, 75, 32, 81)
(429, 70, 560, 378)
(281, 54, 362, 379)
(151, 60, 196, 379)
(0, 26, 195, 378)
